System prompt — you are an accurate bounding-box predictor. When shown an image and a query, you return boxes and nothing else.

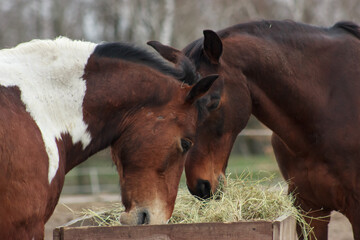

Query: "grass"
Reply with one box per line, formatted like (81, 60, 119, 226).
(228, 154, 279, 175)
(227, 154, 282, 182)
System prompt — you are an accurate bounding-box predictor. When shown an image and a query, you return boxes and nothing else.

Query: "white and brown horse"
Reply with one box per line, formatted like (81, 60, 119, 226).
(0, 37, 220, 239)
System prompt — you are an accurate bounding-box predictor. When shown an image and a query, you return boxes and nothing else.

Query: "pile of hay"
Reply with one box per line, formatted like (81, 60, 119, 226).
(80, 172, 311, 238)
(169, 172, 295, 223)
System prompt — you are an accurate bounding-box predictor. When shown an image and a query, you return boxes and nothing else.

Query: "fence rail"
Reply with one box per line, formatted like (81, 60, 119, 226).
(63, 167, 119, 195)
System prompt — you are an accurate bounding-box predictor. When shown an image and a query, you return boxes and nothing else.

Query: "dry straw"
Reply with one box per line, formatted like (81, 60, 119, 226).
(81, 172, 313, 239)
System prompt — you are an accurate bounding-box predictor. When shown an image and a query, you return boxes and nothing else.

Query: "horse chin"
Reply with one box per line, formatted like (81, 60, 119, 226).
(120, 211, 140, 225)
(120, 206, 169, 225)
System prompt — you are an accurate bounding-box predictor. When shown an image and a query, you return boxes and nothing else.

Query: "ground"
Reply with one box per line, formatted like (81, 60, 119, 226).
(45, 194, 354, 240)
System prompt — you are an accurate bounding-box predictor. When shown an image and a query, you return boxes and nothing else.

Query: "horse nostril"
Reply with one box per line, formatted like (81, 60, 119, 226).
(195, 179, 212, 199)
(137, 209, 150, 225)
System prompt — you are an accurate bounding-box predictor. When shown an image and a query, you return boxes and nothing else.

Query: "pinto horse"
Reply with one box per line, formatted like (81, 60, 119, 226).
(148, 20, 360, 239)
(0, 37, 219, 240)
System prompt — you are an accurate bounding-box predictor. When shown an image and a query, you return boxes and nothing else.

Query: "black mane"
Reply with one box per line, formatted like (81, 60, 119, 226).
(94, 42, 197, 84)
(183, 38, 210, 70)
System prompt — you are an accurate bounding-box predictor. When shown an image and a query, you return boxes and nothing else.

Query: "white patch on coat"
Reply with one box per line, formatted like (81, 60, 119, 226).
(0, 37, 97, 183)
(146, 196, 169, 224)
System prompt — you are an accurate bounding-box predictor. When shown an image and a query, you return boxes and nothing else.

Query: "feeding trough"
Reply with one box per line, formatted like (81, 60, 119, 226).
(53, 214, 295, 240)
(54, 174, 305, 240)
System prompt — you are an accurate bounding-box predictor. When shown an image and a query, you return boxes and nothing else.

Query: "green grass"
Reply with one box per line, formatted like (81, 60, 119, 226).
(227, 154, 282, 180)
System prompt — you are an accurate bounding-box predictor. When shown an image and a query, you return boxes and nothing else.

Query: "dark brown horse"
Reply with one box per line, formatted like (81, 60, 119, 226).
(0, 37, 219, 239)
(148, 20, 360, 239)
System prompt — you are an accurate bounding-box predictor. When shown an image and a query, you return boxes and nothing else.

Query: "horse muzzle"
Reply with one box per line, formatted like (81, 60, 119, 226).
(120, 208, 150, 225)
(190, 173, 226, 200)
(191, 179, 212, 199)
(120, 207, 169, 225)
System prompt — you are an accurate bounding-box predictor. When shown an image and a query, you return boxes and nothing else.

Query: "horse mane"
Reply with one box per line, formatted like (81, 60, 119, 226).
(231, 20, 360, 39)
(182, 38, 210, 70)
(94, 42, 197, 84)
(332, 21, 360, 39)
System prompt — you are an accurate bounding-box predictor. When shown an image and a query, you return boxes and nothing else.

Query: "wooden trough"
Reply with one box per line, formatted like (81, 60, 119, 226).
(53, 214, 296, 240)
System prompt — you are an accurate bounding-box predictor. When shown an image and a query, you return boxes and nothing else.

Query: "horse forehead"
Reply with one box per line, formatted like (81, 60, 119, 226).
(146, 109, 193, 121)
(145, 107, 197, 131)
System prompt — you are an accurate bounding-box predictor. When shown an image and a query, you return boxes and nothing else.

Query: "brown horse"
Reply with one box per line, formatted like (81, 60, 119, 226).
(0, 37, 219, 239)
(148, 20, 360, 239)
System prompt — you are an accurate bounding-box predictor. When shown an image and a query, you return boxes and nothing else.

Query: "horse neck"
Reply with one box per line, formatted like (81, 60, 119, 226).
(223, 34, 333, 152)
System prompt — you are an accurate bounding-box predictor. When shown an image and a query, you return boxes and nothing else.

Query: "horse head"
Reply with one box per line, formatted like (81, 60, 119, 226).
(148, 30, 252, 199)
(104, 50, 219, 224)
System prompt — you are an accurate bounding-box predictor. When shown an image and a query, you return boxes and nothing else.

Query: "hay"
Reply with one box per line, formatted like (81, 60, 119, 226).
(170, 172, 294, 223)
(80, 172, 313, 239)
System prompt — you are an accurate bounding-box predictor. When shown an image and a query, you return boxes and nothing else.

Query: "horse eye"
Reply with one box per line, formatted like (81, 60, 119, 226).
(181, 138, 193, 153)
(206, 95, 221, 111)
(207, 99, 220, 111)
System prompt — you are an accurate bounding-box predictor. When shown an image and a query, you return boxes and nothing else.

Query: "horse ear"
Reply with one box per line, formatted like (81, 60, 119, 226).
(203, 30, 223, 64)
(186, 74, 219, 104)
(147, 41, 181, 64)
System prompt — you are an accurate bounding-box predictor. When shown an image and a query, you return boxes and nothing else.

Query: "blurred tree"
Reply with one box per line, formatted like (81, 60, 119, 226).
(1, 0, 360, 48)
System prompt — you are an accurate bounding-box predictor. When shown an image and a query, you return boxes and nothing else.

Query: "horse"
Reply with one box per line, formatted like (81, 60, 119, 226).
(0, 37, 220, 240)
(148, 20, 360, 239)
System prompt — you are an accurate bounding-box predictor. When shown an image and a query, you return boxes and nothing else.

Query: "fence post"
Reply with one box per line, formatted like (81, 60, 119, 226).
(89, 168, 100, 194)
